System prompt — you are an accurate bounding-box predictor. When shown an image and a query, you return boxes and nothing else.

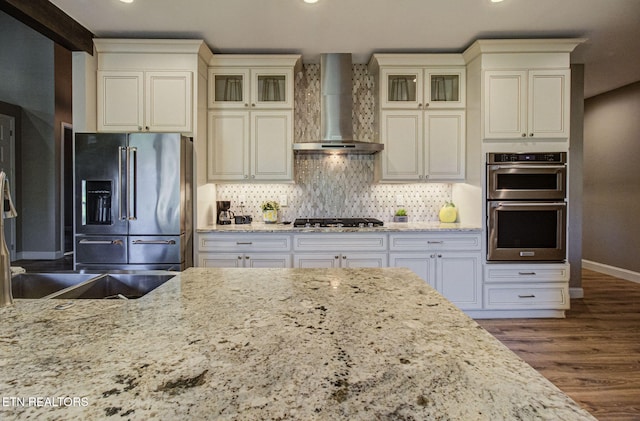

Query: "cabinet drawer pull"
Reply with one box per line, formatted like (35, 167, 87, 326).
(236, 242, 253, 245)
(518, 294, 536, 299)
(427, 241, 443, 244)
(518, 272, 536, 276)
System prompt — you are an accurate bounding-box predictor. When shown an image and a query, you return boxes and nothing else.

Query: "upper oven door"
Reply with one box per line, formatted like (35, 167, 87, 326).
(487, 164, 566, 200)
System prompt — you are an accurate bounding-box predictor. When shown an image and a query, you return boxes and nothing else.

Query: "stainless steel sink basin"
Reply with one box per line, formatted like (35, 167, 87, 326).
(52, 273, 175, 299)
(11, 273, 99, 299)
(11, 271, 176, 300)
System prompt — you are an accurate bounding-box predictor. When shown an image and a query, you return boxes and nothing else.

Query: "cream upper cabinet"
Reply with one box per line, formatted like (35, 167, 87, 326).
(206, 55, 301, 182)
(370, 54, 466, 183)
(379, 109, 465, 182)
(94, 39, 211, 135)
(98, 70, 193, 133)
(483, 69, 570, 140)
(380, 67, 465, 109)
(207, 110, 293, 181)
(208, 67, 294, 109)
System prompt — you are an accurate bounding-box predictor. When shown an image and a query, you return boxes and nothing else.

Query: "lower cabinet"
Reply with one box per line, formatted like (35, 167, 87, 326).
(196, 231, 568, 318)
(389, 232, 483, 310)
(199, 253, 291, 268)
(389, 251, 482, 310)
(483, 263, 570, 316)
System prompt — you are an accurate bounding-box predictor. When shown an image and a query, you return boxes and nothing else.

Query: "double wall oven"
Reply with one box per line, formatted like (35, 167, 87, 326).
(486, 152, 567, 262)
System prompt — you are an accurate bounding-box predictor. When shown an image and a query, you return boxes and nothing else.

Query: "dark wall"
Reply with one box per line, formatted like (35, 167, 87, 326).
(583, 81, 640, 272)
(0, 10, 65, 258)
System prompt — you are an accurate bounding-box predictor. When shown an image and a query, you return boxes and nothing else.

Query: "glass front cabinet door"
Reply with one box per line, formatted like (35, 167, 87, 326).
(208, 68, 293, 109)
(208, 68, 250, 109)
(425, 68, 465, 109)
(380, 68, 423, 109)
(380, 67, 465, 109)
(251, 68, 294, 109)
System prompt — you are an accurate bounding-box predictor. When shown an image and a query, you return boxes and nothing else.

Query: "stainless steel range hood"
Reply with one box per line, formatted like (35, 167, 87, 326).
(293, 53, 383, 155)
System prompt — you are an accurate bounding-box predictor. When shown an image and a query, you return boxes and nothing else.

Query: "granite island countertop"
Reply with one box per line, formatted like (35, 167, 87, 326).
(0, 268, 594, 420)
(197, 221, 481, 233)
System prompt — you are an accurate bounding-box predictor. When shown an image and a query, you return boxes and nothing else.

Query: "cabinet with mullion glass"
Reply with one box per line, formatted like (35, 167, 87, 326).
(208, 67, 293, 109)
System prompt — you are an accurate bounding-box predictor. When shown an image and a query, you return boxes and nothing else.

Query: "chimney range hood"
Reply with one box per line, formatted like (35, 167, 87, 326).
(293, 53, 383, 155)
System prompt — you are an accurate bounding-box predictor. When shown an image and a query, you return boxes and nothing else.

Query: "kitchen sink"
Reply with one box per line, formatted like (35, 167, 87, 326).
(52, 273, 175, 299)
(11, 273, 99, 299)
(11, 272, 177, 300)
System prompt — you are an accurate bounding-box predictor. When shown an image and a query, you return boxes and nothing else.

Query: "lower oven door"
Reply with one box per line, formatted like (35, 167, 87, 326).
(487, 201, 566, 261)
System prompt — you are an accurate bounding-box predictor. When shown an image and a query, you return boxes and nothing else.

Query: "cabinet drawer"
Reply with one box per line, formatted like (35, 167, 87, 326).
(389, 233, 481, 251)
(484, 263, 569, 283)
(484, 284, 569, 310)
(293, 234, 387, 252)
(199, 253, 291, 268)
(198, 233, 291, 252)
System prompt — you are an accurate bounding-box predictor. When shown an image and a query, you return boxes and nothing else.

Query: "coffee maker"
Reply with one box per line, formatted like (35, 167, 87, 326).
(216, 201, 233, 225)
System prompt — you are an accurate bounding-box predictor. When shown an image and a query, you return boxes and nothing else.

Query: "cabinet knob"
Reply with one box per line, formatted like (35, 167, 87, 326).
(417, 103, 422, 109)
(425, 103, 430, 108)
(244, 175, 249, 179)
(244, 103, 249, 107)
(342, 256, 347, 259)
(334, 256, 339, 259)
(521, 133, 527, 137)
(138, 126, 143, 131)
(251, 103, 256, 107)
(145, 126, 149, 131)
(237, 256, 242, 260)
(430, 254, 436, 258)
(529, 133, 534, 137)
(245, 256, 250, 260)
(437, 254, 442, 258)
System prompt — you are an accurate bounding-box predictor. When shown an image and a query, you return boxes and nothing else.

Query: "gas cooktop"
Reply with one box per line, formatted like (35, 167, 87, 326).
(293, 218, 384, 228)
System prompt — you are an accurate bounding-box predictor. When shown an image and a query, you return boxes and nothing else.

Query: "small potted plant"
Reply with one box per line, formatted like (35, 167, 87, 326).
(393, 208, 408, 223)
(261, 200, 280, 224)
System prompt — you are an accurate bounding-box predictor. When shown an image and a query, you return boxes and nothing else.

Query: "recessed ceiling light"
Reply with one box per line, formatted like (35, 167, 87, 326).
(491, 0, 504, 3)
(120, 0, 134, 3)
(304, 0, 319, 4)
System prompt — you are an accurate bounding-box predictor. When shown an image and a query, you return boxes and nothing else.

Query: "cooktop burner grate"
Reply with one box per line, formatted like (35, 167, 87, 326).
(293, 218, 384, 228)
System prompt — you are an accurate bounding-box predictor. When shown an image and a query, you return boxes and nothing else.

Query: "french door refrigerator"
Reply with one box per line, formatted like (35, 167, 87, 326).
(74, 132, 193, 270)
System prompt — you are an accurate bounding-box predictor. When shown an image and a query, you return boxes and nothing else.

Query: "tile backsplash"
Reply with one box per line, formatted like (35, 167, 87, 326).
(212, 63, 452, 223)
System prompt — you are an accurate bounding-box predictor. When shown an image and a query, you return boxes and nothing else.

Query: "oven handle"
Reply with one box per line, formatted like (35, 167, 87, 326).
(491, 202, 567, 208)
(490, 164, 566, 170)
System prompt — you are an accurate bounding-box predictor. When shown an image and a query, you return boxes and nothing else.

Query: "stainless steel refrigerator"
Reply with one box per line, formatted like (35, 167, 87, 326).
(74, 133, 193, 270)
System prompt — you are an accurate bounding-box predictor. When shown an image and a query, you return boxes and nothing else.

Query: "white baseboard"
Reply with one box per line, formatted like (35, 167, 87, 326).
(582, 259, 640, 284)
(16, 251, 65, 261)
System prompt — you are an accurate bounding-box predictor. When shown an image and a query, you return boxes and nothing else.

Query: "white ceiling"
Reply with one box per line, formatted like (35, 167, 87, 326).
(50, 0, 640, 98)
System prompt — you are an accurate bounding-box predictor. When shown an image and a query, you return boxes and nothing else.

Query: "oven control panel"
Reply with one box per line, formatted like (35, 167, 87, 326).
(488, 152, 566, 164)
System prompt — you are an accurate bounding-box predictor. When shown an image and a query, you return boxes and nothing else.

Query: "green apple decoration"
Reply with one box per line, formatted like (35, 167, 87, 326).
(439, 201, 457, 223)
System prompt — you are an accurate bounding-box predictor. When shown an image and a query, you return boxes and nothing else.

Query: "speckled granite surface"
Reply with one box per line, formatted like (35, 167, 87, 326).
(197, 221, 481, 233)
(0, 268, 594, 420)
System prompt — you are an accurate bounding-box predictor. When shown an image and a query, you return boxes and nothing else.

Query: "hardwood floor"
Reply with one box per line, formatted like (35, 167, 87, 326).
(477, 269, 640, 421)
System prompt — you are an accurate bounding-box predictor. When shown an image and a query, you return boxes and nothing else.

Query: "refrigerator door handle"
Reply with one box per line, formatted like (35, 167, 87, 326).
(79, 239, 124, 245)
(132, 239, 177, 245)
(128, 146, 138, 221)
(118, 146, 127, 220)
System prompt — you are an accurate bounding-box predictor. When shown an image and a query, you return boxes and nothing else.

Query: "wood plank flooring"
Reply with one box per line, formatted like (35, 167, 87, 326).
(477, 269, 640, 421)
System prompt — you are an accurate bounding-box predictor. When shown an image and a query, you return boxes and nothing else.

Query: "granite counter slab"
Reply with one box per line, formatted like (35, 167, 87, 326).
(0, 268, 594, 420)
(198, 221, 481, 233)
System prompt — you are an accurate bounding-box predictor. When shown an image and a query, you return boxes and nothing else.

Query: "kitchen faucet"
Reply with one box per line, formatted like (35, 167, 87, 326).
(0, 171, 18, 308)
